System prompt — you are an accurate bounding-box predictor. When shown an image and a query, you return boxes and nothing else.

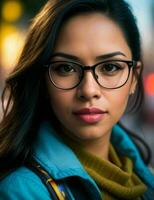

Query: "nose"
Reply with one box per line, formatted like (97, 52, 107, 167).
(77, 71, 101, 101)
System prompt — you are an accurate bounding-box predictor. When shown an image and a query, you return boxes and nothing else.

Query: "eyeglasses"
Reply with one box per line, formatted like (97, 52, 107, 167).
(44, 59, 136, 90)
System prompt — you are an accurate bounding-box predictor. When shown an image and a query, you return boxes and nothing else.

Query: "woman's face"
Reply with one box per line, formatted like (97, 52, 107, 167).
(46, 13, 137, 142)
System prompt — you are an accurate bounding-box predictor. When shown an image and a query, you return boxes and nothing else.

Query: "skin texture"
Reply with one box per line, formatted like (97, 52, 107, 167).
(46, 13, 138, 159)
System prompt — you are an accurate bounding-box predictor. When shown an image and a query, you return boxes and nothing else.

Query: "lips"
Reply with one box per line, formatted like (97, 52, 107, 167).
(73, 108, 107, 124)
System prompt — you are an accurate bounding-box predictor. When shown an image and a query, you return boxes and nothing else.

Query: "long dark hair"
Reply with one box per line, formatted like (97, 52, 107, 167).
(0, 0, 146, 177)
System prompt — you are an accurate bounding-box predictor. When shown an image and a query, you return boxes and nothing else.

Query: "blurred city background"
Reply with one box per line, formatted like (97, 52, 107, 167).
(0, 0, 154, 165)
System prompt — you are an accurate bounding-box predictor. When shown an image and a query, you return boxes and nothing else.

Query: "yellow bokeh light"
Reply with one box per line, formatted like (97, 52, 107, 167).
(2, 1, 23, 22)
(0, 24, 25, 73)
(0, 23, 17, 38)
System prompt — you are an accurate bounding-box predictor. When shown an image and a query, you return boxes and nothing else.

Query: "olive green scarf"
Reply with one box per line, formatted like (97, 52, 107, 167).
(68, 143, 147, 200)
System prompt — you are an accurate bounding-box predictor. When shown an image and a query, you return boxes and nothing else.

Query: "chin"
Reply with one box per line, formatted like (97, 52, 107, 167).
(73, 130, 105, 142)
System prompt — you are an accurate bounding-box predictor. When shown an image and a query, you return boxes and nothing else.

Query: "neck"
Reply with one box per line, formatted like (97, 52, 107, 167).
(79, 134, 111, 160)
(61, 128, 111, 161)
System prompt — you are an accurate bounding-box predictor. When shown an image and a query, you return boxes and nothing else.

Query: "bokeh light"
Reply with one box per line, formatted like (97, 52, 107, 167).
(144, 73, 154, 96)
(0, 24, 25, 73)
(2, 0, 23, 22)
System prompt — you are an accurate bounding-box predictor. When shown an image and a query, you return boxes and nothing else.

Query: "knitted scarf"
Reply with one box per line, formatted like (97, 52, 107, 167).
(68, 142, 147, 200)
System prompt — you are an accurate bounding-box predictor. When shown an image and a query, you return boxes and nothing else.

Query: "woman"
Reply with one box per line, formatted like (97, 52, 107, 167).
(0, 0, 154, 199)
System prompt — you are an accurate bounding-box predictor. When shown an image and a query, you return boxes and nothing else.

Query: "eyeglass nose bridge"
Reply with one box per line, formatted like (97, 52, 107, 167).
(81, 65, 99, 81)
(82, 65, 95, 71)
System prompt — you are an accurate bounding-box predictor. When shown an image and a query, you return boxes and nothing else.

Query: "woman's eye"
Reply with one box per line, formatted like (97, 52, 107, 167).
(104, 63, 121, 72)
(52, 63, 76, 74)
(99, 62, 123, 75)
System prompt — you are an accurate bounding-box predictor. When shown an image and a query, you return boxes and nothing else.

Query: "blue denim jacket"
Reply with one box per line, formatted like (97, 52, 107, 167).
(0, 122, 154, 200)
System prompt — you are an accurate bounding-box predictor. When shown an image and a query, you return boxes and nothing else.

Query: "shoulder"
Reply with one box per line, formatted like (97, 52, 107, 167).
(0, 166, 51, 200)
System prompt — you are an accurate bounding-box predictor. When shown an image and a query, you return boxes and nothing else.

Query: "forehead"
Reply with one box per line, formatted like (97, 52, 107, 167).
(54, 13, 132, 60)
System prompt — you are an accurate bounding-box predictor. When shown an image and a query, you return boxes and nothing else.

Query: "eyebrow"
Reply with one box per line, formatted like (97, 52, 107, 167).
(50, 51, 126, 62)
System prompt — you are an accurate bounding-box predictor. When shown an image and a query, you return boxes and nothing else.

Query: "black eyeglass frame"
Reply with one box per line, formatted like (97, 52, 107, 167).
(44, 59, 137, 90)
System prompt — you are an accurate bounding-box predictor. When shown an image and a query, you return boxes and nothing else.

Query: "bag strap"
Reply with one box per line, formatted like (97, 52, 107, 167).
(27, 160, 66, 200)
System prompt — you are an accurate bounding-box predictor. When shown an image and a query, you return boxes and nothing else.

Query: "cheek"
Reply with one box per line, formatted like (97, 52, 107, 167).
(112, 91, 129, 109)
(107, 84, 131, 121)
(46, 76, 69, 116)
(47, 87, 74, 119)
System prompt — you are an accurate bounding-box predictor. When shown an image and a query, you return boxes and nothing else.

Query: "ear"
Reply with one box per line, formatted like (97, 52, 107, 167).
(130, 61, 142, 95)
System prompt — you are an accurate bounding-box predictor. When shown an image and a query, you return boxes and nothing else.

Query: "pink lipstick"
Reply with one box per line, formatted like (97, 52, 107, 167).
(73, 108, 107, 124)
